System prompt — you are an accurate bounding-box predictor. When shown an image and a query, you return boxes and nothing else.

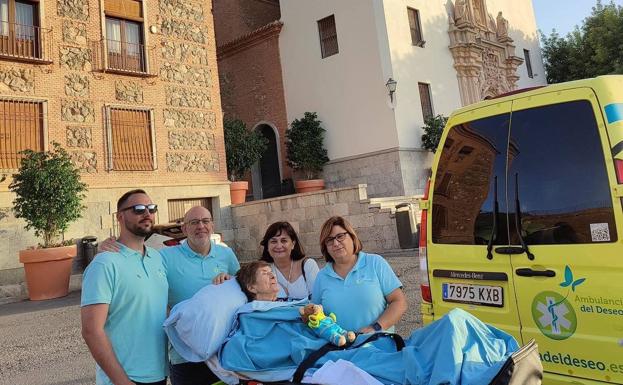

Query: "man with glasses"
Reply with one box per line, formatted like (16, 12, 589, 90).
(97, 204, 240, 385)
(162, 205, 239, 385)
(81, 189, 168, 385)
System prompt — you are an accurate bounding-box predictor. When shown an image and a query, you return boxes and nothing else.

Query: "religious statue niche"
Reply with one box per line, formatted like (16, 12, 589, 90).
(448, 0, 524, 105)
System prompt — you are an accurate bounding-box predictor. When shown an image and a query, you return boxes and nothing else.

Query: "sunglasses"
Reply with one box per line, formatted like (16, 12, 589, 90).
(120, 204, 158, 215)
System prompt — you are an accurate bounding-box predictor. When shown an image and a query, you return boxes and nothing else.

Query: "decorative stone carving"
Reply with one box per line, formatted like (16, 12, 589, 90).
(164, 109, 215, 129)
(160, 62, 211, 87)
(159, 0, 204, 22)
(168, 131, 215, 150)
(166, 153, 219, 172)
(59, 47, 92, 71)
(57, 0, 89, 21)
(70, 151, 97, 173)
(165, 86, 210, 108)
(61, 100, 95, 123)
(160, 41, 208, 65)
(64, 74, 89, 97)
(62, 20, 87, 45)
(0, 67, 33, 92)
(115, 81, 144, 103)
(161, 18, 208, 44)
(448, 1, 523, 105)
(66, 126, 92, 148)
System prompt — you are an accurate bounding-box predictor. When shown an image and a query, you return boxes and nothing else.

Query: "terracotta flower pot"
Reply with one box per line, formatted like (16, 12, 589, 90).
(19, 245, 76, 301)
(230, 181, 249, 204)
(295, 179, 325, 194)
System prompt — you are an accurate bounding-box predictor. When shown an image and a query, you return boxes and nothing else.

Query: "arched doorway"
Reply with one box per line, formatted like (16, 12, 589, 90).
(252, 123, 282, 199)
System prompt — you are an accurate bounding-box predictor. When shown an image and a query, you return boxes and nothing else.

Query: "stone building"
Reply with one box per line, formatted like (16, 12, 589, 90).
(0, 0, 229, 284)
(214, 0, 546, 199)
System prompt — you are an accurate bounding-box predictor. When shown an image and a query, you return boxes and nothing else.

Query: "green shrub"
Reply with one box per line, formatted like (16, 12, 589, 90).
(421, 114, 448, 153)
(286, 112, 329, 180)
(224, 119, 267, 181)
(9, 143, 87, 248)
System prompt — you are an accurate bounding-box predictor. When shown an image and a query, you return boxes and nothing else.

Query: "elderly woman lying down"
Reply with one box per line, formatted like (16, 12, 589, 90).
(164, 261, 542, 385)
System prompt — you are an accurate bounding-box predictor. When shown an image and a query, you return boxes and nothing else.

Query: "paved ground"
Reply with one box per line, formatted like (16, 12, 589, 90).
(0, 256, 422, 385)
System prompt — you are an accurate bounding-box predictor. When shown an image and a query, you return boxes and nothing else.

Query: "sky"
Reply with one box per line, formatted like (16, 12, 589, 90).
(532, 0, 623, 36)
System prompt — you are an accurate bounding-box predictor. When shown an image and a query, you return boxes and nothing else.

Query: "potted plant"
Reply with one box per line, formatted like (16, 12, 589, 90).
(286, 112, 330, 193)
(421, 114, 448, 153)
(224, 118, 267, 204)
(9, 143, 87, 300)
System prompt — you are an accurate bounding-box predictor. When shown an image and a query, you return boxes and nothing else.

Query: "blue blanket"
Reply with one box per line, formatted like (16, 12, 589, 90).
(219, 304, 519, 385)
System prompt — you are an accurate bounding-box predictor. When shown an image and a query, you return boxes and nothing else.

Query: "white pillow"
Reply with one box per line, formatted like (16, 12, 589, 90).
(163, 278, 248, 362)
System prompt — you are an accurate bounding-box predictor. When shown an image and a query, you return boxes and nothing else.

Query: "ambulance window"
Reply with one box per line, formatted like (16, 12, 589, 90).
(432, 113, 510, 245)
(508, 100, 617, 244)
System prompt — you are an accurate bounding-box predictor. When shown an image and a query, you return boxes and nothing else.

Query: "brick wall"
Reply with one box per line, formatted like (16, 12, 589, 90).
(213, 0, 281, 46)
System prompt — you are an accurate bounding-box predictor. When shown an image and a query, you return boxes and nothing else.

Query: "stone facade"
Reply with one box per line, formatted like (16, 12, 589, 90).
(61, 100, 95, 123)
(161, 18, 208, 44)
(70, 151, 97, 173)
(168, 131, 215, 150)
(62, 20, 88, 45)
(57, 0, 89, 21)
(115, 80, 144, 103)
(59, 47, 92, 71)
(64, 74, 90, 97)
(163, 109, 216, 130)
(0, 0, 228, 282)
(230, 185, 402, 259)
(166, 153, 219, 172)
(66, 126, 92, 148)
(0, 67, 33, 93)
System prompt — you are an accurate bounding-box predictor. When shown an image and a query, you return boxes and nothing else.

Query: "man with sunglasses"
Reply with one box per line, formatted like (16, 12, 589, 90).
(81, 189, 168, 385)
(97, 204, 240, 385)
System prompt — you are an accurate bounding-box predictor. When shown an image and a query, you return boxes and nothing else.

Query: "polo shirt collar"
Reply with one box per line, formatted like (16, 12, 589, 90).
(181, 239, 215, 259)
(116, 242, 153, 258)
(327, 251, 368, 279)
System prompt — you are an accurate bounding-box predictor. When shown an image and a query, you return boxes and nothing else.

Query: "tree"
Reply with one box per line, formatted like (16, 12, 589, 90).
(10, 143, 87, 248)
(421, 114, 448, 153)
(223, 118, 267, 181)
(541, 0, 623, 83)
(286, 112, 330, 180)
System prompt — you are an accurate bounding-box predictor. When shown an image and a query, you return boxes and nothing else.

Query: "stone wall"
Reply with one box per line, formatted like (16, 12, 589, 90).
(115, 81, 144, 103)
(166, 153, 219, 172)
(59, 46, 92, 71)
(230, 185, 401, 260)
(62, 20, 87, 45)
(64, 74, 89, 97)
(61, 100, 95, 123)
(163, 109, 216, 130)
(0, 67, 33, 93)
(66, 126, 92, 148)
(165, 86, 210, 108)
(57, 0, 89, 20)
(161, 41, 209, 65)
(168, 131, 215, 150)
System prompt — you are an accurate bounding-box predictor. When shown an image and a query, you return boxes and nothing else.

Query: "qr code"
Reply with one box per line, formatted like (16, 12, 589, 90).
(590, 223, 611, 242)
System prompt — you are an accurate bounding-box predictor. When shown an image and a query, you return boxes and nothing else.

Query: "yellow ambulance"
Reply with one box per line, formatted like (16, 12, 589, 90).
(419, 76, 623, 385)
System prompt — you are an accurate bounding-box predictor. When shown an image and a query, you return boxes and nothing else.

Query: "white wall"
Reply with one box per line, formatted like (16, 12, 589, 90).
(382, 0, 463, 149)
(279, 0, 399, 161)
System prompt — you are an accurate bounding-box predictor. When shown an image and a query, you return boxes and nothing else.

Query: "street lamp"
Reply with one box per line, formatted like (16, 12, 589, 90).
(386, 77, 397, 103)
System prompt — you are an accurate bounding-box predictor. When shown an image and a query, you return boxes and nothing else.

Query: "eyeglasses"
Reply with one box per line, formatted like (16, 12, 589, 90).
(119, 204, 158, 215)
(324, 232, 349, 246)
(186, 218, 213, 226)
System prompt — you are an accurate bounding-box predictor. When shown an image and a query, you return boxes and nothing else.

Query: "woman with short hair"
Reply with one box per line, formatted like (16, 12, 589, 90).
(312, 216, 408, 333)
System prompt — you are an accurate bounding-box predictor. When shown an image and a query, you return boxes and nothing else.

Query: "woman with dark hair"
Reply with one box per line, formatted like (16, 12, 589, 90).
(312, 216, 407, 333)
(259, 221, 319, 300)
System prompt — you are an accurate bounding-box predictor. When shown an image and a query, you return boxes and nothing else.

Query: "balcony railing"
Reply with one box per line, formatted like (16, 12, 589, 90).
(91, 38, 157, 77)
(0, 22, 53, 63)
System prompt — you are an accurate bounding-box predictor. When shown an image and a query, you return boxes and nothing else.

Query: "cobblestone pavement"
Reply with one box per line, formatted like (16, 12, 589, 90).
(0, 256, 422, 385)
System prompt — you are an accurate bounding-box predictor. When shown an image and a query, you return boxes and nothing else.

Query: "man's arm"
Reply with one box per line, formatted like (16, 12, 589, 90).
(81, 304, 134, 385)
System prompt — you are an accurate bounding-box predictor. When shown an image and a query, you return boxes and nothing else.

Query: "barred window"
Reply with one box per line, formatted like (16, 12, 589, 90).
(523, 49, 533, 78)
(318, 15, 338, 58)
(418, 82, 434, 121)
(0, 98, 44, 169)
(105, 106, 155, 171)
(407, 7, 424, 47)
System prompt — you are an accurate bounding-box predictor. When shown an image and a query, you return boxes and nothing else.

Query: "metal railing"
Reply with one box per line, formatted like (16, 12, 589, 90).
(0, 22, 53, 63)
(91, 38, 157, 76)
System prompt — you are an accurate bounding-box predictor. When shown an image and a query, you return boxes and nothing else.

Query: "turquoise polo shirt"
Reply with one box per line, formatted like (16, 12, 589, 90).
(161, 240, 240, 364)
(311, 252, 402, 332)
(81, 244, 168, 385)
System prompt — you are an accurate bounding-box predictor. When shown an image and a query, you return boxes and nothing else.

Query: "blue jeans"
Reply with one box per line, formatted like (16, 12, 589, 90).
(169, 362, 220, 385)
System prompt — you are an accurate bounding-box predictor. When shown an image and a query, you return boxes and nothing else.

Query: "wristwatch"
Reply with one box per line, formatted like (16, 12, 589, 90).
(372, 322, 383, 332)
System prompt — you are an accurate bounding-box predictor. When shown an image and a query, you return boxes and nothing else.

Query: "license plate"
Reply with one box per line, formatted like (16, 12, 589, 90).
(442, 283, 503, 307)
